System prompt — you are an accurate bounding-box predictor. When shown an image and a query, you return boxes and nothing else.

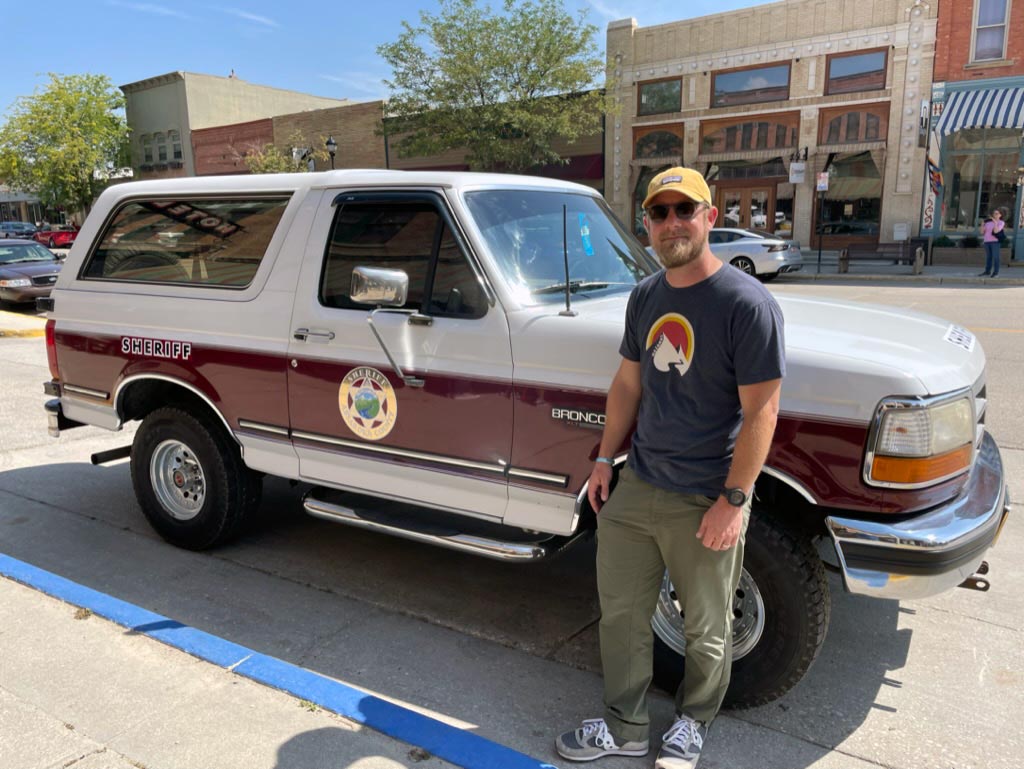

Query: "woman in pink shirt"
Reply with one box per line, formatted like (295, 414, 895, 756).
(980, 208, 1005, 277)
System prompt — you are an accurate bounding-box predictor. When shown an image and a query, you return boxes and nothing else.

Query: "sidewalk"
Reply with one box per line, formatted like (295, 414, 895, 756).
(784, 250, 1024, 284)
(0, 556, 549, 769)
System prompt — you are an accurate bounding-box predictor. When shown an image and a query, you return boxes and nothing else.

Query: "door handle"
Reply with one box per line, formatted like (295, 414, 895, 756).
(293, 327, 336, 342)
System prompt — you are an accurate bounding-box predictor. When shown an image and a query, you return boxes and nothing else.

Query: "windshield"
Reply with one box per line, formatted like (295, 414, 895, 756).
(463, 189, 657, 304)
(0, 243, 58, 264)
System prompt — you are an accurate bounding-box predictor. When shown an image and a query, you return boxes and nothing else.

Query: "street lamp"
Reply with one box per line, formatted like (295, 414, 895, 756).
(326, 135, 337, 170)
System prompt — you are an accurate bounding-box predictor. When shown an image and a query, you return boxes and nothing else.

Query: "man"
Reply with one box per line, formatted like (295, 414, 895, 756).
(556, 167, 784, 769)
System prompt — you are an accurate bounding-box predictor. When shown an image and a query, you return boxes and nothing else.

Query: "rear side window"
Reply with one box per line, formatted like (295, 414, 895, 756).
(83, 197, 290, 287)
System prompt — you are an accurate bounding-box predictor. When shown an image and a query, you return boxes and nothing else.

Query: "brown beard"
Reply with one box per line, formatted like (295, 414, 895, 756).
(654, 228, 707, 268)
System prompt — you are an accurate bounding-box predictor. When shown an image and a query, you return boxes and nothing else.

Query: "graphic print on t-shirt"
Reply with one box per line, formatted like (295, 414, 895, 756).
(645, 313, 694, 377)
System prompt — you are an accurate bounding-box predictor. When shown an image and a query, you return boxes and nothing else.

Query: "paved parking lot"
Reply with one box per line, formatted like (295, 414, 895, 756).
(1, 282, 1022, 768)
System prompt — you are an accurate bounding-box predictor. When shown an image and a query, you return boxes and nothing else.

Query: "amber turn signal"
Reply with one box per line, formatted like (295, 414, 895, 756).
(870, 443, 972, 485)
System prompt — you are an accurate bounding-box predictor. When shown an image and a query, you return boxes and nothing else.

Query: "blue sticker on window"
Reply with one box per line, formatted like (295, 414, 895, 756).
(578, 213, 594, 256)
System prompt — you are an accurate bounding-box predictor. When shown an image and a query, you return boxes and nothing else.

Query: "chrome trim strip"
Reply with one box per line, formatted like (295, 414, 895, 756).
(862, 387, 974, 490)
(507, 468, 569, 487)
(290, 429, 507, 475)
(761, 465, 817, 504)
(237, 420, 290, 437)
(113, 374, 235, 441)
(304, 497, 550, 561)
(63, 384, 110, 400)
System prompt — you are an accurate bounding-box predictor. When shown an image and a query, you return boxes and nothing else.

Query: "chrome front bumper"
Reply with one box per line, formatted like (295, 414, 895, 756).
(826, 431, 1010, 600)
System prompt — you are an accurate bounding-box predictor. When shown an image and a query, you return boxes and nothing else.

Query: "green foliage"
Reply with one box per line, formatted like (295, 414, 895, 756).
(378, 0, 612, 172)
(0, 73, 129, 215)
(960, 235, 980, 248)
(931, 235, 955, 248)
(242, 131, 328, 174)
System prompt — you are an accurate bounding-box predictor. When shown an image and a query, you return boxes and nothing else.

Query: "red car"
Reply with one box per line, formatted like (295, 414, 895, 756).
(33, 224, 78, 249)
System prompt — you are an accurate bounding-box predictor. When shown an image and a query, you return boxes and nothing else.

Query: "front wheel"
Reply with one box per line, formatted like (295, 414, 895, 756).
(48, 237, 56, 248)
(652, 512, 830, 709)
(131, 406, 261, 550)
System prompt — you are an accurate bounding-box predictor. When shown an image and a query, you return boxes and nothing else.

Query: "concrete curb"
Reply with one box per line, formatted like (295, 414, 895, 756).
(781, 271, 1024, 286)
(0, 310, 46, 338)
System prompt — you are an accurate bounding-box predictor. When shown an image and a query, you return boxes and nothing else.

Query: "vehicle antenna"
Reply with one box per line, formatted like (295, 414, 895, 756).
(559, 204, 577, 317)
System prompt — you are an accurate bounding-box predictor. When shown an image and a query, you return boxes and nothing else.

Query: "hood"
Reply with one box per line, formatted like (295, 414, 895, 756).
(0, 260, 62, 279)
(508, 291, 986, 424)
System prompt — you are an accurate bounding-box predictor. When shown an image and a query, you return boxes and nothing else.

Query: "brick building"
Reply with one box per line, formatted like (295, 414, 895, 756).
(922, 0, 1023, 255)
(605, 0, 938, 250)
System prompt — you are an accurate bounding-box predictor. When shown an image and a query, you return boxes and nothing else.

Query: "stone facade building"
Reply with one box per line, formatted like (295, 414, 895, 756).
(121, 72, 347, 180)
(605, 0, 937, 250)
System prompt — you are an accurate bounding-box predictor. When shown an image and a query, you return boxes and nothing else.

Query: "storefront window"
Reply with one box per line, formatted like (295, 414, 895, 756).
(701, 112, 799, 153)
(816, 152, 882, 238)
(942, 127, 1021, 232)
(634, 127, 683, 159)
(633, 165, 670, 238)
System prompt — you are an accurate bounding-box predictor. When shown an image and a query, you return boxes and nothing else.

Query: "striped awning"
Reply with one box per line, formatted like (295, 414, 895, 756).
(936, 88, 1024, 136)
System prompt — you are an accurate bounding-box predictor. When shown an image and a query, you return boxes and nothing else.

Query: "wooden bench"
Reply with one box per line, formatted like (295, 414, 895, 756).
(839, 242, 926, 273)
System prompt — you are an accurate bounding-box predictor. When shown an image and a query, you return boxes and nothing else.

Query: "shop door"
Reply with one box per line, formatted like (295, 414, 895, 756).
(716, 187, 774, 231)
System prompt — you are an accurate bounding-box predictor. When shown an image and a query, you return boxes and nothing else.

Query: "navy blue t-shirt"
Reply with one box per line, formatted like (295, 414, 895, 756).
(620, 265, 785, 495)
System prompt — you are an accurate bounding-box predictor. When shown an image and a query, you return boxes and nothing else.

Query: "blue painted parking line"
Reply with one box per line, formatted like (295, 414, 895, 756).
(0, 553, 558, 769)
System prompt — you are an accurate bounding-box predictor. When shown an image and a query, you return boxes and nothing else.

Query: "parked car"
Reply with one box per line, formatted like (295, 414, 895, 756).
(0, 221, 37, 239)
(40, 170, 1007, 709)
(709, 227, 803, 281)
(33, 224, 79, 249)
(0, 239, 62, 305)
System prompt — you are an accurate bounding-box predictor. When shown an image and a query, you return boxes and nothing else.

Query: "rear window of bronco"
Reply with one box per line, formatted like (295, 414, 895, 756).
(82, 197, 290, 287)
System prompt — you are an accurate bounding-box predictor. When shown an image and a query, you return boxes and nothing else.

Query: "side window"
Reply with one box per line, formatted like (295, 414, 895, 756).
(320, 199, 486, 318)
(708, 231, 725, 244)
(83, 197, 291, 287)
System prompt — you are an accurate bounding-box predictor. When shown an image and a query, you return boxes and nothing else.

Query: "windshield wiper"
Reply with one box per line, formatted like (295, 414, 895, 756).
(2, 258, 52, 264)
(533, 280, 630, 295)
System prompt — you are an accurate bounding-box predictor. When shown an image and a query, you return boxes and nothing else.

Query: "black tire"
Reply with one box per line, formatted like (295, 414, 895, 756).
(48, 237, 56, 248)
(652, 512, 830, 709)
(730, 256, 756, 276)
(130, 406, 262, 550)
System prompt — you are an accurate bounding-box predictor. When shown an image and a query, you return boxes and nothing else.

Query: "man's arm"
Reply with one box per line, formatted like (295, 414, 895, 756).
(588, 358, 642, 513)
(696, 378, 782, 550)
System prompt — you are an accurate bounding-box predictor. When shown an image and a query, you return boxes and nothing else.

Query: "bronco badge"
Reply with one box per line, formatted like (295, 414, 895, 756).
(338, 366, 398, 441)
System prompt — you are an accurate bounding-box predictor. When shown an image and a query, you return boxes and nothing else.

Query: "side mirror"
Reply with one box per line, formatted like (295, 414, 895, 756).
(350, 266, 409, 307)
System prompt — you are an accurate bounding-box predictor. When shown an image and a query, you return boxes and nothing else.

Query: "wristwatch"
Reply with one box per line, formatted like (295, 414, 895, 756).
(721, 487, 748, 507)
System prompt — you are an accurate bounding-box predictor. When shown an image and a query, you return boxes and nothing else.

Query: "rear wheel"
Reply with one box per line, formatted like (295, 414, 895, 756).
(652, 512, 830, 708)
(730, 256, 756, 276)
(48, 237, 56, 248)
(131, 407, 261, 550)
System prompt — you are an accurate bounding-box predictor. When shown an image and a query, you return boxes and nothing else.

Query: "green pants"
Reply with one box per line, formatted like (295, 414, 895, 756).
(596, 467, 750, 743)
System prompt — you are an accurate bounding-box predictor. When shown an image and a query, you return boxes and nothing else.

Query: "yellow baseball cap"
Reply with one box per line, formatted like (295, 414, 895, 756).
(642, 167, 712, 209)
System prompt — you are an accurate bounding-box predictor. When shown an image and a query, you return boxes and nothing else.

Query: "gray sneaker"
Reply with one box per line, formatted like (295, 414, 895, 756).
(655, 715, 707, 769)
(555, 718, 649, 762)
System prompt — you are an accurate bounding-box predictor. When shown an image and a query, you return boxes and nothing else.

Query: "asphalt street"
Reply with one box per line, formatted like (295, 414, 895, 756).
(1, 279, 1022, 769)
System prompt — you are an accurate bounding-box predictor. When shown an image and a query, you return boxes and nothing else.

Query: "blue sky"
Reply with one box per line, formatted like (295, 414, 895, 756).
(6, 0, 767, 116)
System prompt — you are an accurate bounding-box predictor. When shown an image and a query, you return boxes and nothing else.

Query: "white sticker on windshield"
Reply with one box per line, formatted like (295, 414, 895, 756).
(944, 324, 975, 352)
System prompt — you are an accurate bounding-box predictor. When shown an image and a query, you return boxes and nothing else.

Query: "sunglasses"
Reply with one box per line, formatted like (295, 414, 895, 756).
(645, 201, 707, 223)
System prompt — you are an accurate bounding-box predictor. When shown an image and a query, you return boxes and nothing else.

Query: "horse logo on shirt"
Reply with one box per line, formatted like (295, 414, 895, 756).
(645, 313, 694, 377)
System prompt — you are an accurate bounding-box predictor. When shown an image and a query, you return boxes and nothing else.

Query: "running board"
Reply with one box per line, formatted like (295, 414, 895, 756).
(302, 489, 584, 562)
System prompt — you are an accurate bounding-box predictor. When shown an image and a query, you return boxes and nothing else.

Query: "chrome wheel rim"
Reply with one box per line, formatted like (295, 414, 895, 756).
(733, 258, 755, 275)
(652, 568, 765, 660)
(150, 439, 206, 521)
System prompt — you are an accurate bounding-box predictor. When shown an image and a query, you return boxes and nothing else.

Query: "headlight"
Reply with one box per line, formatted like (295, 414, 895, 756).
(866, 392, 974, 487)
(0, 278, 32, 287)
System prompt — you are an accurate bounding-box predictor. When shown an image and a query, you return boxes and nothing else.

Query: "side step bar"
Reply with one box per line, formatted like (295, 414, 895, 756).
(303, 490, 585, 562)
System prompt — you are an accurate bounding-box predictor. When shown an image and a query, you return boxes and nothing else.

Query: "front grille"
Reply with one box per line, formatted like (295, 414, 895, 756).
(973, 375, 987, 450)
(31, 274, 58, 287)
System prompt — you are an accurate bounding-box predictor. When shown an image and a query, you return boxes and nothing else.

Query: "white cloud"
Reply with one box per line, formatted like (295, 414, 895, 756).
(586, 0, 626, 19)
(219, 7, 279, 27)
(318, 73, 388, 97)
(107, 0, 191, 19)
(744, 76, 771, 90)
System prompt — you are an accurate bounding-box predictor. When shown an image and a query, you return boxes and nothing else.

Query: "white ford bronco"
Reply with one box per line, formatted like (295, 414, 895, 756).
(41, 170, 1010, 707)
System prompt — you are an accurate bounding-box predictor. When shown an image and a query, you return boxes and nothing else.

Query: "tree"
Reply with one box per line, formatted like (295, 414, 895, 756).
(240, 131, 329, 174)
(378, 0, 611, 172)
(0, 73, 129, 216)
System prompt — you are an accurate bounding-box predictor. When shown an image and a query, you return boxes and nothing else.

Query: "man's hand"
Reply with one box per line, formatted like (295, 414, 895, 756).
(587, 462, 614, 513)
(696, 497, 744, 551)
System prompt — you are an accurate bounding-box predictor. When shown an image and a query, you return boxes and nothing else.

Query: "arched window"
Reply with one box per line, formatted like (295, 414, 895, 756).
(819, 104, 890, 145)
(168, 130, 183, 161)
(154, 132, 168, 163)
(700, 112, 799, 153)
(634, 128, 682, 159)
